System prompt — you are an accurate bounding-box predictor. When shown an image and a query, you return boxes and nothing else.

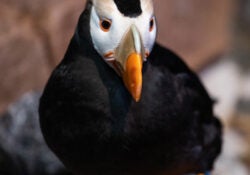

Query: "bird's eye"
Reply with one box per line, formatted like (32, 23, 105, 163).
(149, 17, 154, 32)
(100, 19, 112, 32)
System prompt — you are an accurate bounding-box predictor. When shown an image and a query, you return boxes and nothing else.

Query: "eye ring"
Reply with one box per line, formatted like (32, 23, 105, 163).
(100, 19, 112, 32)
(149, 17, 154, 32)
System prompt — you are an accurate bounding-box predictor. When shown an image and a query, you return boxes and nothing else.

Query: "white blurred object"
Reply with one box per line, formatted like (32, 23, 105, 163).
(212, 130, 249, 175)
(222, 129, 248, 158)
(239, 73, 250, 99)
(199, 56, 250, 175)
(199, 57, 242, 124)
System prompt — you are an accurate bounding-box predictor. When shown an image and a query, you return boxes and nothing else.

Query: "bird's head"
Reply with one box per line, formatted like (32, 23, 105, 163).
(89, 0, 157, 102)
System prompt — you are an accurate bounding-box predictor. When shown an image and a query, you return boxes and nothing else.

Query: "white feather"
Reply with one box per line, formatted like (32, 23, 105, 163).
(90, 0, 156, 59)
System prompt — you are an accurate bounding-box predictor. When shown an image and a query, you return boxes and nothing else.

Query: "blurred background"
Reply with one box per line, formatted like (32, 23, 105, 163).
(0, 0, 249, 174)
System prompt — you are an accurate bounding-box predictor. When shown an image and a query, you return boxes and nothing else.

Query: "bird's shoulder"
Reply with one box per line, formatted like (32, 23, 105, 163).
(135, 43, 214, 124)
(146, 43, 213, 106)
(148, 43, 191, 74)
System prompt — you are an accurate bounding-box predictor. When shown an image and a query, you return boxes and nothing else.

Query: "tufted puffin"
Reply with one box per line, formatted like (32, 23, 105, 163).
(39, 0, 222, 175)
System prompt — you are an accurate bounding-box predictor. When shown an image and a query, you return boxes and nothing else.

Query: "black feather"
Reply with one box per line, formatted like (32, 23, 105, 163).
(114, 0, 142, 18)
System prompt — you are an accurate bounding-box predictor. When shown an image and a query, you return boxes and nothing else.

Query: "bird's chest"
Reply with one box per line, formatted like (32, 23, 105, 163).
(70, 61, 183, 135)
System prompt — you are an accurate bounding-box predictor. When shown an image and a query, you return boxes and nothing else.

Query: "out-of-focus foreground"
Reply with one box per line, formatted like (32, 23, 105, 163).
(0, 0, 249, 174)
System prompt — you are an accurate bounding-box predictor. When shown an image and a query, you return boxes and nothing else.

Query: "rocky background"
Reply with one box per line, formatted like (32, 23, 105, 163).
(0, 0, 250, 174)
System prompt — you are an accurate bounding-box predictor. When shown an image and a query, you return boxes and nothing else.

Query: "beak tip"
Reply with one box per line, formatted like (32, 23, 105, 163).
(131, 87, 142, 102)
(134, 97, 141, 102)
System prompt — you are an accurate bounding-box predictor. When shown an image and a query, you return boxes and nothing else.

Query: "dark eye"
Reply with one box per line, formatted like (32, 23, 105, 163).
(149, 17, 154, 32)
(100, 19, 112, 32)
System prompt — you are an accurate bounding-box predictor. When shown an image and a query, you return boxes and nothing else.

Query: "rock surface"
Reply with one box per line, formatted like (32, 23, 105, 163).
(0, 92, 70, 175)
(154, 0, 235, 69)
(0, 3, 50, 113)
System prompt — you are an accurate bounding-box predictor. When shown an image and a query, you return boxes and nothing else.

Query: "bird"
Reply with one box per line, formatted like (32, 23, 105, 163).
(39, 0, 222, 175)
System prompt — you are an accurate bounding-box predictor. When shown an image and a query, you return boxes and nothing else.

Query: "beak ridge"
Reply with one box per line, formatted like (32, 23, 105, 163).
(115, 25, 144, 102)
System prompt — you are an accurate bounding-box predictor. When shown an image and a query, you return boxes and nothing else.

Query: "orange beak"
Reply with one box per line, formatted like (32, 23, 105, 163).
(123, 53, 143, 102)
(114, 25, 144, 102)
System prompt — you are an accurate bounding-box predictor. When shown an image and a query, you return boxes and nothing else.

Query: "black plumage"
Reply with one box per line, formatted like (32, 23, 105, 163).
(113, 0, 142, 17)
(39, 1, 222, 175)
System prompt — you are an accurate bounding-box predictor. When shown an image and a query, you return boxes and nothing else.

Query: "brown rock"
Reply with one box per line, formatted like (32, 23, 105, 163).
(154, 0, 235, 70)
(40, 0, 86, 65)
(0, 4, 50, 113)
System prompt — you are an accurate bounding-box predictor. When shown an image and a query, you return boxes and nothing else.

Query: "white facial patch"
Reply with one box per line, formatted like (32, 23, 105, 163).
(89, 0, 156, 61)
